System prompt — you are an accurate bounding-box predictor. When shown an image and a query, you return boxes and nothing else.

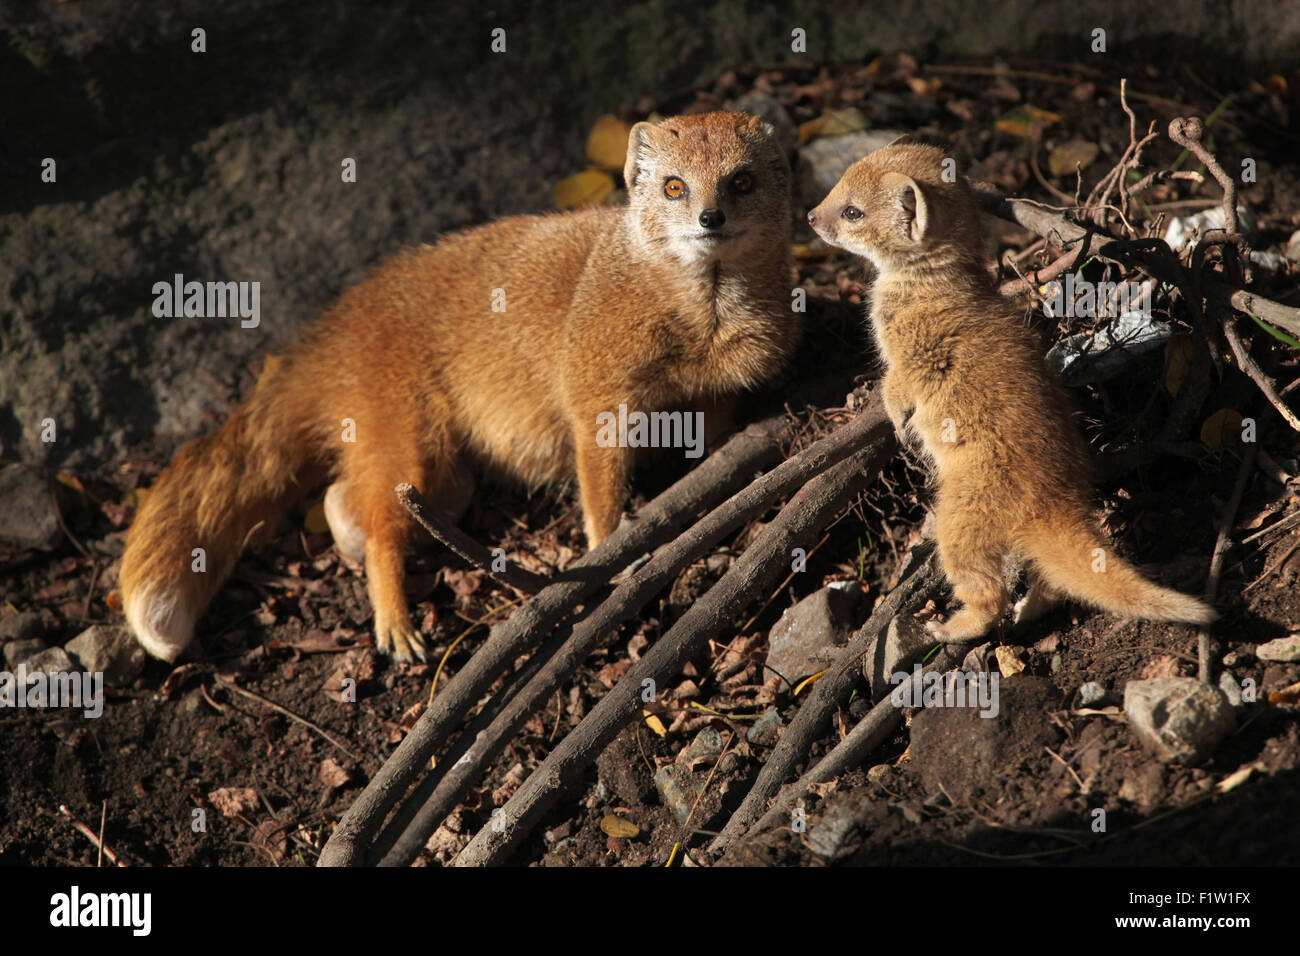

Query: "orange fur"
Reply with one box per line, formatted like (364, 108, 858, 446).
(806, 139, 1214, 641)
(121, 111, 799, 662)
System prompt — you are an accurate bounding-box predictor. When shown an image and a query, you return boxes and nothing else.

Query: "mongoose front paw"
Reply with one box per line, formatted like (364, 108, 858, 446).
(373, 612, 426, 663)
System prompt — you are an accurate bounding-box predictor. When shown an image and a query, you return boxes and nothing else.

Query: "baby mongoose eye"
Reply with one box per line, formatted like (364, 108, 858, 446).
(842, 205, 864, 222)
(664, 177, 688, 200)
(731, 171, 753, 194)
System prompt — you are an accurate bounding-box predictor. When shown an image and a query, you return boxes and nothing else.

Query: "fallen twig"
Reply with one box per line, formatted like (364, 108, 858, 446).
(398, 483, 550, 595)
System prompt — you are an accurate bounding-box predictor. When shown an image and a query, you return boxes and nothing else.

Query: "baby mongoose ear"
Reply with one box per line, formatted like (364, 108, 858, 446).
(881, 170, 934, 243)
(625, 121, 670, 189)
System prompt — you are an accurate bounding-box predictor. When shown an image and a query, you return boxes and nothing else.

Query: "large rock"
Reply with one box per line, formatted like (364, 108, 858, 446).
(766, 581, 862, 684)
(1124, 677, 1236, 765)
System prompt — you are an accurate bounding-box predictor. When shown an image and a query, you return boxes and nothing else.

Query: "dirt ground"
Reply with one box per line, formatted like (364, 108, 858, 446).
(2, 55, 1299, 867)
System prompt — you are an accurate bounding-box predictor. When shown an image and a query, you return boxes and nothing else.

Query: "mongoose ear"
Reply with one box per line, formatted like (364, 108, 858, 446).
(741, 113, 778, 141)
(883, 133, 919, 148)
(881, 171, 933, 242)
(624, 121, 666, 189)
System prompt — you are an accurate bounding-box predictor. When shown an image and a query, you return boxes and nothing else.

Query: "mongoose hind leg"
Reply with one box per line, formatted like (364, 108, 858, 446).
(1012, 573, 1062, 628)
(927, 539, 1010, 644)
(342, 447, 453, 663)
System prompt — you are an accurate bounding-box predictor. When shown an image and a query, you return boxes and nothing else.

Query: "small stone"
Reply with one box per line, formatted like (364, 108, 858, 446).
(3, 636, 48, 668)
(653, 766, 692, 825)
(745, 707, 783, 746)
(0, 611, 43, 643)
(1255, 635, 1300, 663)
(1218, 671, 1243, 708)
(705, 552, 731, 576)
(65, 624, 147, 687)
(1285, 229, 1300, 263)
(767, 583, 862, 684)
(1079, 681, 1108, 706)
(680, 726, 724, 764)
(23, 646, 76, 675)
(0, 464, 62, 550)
(1051, 653, 1063, 674)
(1123, 677, 1236, 764)
(805, 802, 859, 860)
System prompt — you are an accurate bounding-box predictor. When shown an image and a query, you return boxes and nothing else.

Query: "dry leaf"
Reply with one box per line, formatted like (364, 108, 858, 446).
(1200, 408, 1244, 451)
(1268, 680, 1300, 706)
(797, 107, 868, 145)
(600, 814, 640, 839)
(995, 645, 1026, 676)
(319, 757, 353, 788)
(1048, 139, 1098, 177)
(304, 501, 330, 534)
(208, 786, 259, 818)
(642, 710, 667, 737)
(1164, 337, 1194, 396)
(553, 169, 615, 210)
(995, 104, 1062, 138)
(585, 115, 632, 171)
(104, 589, 123, 612)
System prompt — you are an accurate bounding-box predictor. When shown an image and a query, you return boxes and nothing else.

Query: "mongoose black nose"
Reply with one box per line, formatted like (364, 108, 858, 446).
(806, 210, 816, 226)
(698, 208, 726, 230)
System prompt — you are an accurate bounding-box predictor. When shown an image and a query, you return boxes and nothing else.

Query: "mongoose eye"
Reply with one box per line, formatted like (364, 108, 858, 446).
(731, 172, 753, 194)
(842, 205, 864, 222)
(664, 177, 687, 200)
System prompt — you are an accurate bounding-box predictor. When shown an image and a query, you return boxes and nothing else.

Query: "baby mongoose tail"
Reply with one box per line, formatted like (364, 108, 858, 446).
(1019, 512, 1218, 626)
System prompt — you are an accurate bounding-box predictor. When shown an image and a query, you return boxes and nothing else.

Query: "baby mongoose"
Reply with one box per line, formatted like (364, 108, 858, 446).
(121, 111, 799, 663)
(806, 139, 1215, 642)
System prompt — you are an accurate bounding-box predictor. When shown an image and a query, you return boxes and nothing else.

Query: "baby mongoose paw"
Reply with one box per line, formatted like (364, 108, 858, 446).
(374, 614, 426, 664)
(1011, 586, 1060, 630)
(924, 619, 979, 644)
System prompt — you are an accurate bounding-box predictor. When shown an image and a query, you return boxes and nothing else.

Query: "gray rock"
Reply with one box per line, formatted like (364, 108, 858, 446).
(805, 801, 860, 860)
(729, 92, 798, 156)
(0, 464, 61, 550)
(1123, 677, 1236, 764)
(22, 646, 77, 676)
(795, 129, 908, 209)
(1218, 671, 1244, 708)
(1255, 635, 1300, 663)
(0, 611, 44, 643)
(653, 765, 693, 825)
(65, 624, 148, 687)
(746, 707, 783, 746)
(3, 637, 48, 668)
(767, 582, 862, 684)
(863, 612, 933, 700)
(1079, 681, 1108, 706)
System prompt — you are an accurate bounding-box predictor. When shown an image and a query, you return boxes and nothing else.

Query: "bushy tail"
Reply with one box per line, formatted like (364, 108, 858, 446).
(120, 362, 323, 661)
(1020, 513, 1217, 626)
